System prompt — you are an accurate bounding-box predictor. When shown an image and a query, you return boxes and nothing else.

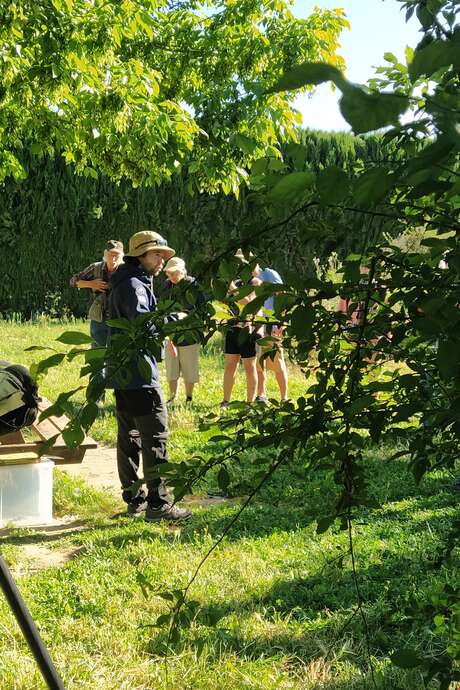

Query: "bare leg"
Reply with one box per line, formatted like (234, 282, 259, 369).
(242, 356, 257, 402)
(256, 358, 266, 397)
(223, 354, 240, 402)
(275, 366, 288, 399)
(269, 353, 289, 400)
(168, 379, 179, 400)
(184, 381, 195, 398)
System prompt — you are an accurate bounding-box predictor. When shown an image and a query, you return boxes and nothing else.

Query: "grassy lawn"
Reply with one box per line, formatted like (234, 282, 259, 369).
(1, 319, 459, 689)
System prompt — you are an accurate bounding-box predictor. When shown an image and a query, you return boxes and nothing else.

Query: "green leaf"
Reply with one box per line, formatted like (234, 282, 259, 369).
(316, 166, 350, 205)
(56, 331, 94, 345)
(155, 590, 175, 602)
(38, 388, 81, 422)
(215, 275, 233, 301)
(38, 434, 60, 457)
(33, 353, 66, 377)
(348, 395, 375, 415)
(286, 143, 307, 171)
(437, 339, 459, 380)
(290, 305, 315, 338)
(86, 374, 106, 402)
(24, 345, 57, 352)
(267, 171, 314, 205)
(390, 648, 424, 669)
(316, 515, 335, 534)
(137, 357, 152, 383)
(217, 467, 230, 492)
(240, 295, 266, 319)
(84, 348, 106, 362)
(105, 318, 132, 331)
(409, 38, 460, 80)
(79, 403, 99, 430)
(339, 85, 409, 134)
(251, 157, 269, 176)
(234, 133, 257, 155)
(267, 62, 344, 93)
(354, 168, 394, 205)
(155, 613, 172, 627)
(62, 425, 85, 448)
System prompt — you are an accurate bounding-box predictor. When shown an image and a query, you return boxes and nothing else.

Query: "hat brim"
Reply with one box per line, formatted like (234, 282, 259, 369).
(127, 244, 175, 260)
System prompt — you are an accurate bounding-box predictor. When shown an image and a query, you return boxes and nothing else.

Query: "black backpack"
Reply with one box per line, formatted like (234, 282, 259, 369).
(0, 363, 40, 436)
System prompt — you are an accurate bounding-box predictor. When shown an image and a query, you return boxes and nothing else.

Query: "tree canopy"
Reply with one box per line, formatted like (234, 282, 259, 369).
(0, 0, 347, 190)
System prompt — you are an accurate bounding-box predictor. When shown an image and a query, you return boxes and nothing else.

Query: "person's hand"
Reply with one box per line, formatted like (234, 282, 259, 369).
(167, 339, 178, 357)
(92, 279, 108, 291)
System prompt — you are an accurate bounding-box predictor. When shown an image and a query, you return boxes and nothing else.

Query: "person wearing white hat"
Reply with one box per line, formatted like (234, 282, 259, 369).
(108, 230, 191, 523)
(163, 257, 206, 405)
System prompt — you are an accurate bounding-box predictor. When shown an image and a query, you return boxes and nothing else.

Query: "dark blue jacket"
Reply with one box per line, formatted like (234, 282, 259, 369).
(108, 262, 160, 390)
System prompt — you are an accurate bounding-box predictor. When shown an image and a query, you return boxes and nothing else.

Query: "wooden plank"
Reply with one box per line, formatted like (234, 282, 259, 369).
(0, 442, 43, 454)
(33, 416, 65, 443)
(0, 430, 25, 444)
(0, 439, 96, 462)
(0, 451, 40, 466)
(0, 395, 97, 465)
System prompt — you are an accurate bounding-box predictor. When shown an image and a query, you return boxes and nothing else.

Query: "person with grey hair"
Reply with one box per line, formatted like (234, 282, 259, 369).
(163, 257, 206, 405)
(70, 240, 124, 347)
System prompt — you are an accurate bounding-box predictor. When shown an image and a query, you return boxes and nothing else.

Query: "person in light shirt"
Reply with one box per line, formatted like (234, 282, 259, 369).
(163, 257, 206, 405)
(252, 262, 289, 403)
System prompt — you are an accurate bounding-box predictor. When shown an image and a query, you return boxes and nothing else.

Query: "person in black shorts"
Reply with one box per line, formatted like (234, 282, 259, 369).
(221, 253, 263, 409)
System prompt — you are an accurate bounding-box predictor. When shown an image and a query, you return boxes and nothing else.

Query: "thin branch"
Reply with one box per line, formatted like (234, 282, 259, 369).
(347, 517, 377, 688)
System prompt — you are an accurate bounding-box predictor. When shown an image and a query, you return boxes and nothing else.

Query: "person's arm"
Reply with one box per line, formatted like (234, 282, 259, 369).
(234, 276, 261, 306)
(166, 338, 178, 357)
(74, 278, 108, 291)
(70, 263, 108, 291)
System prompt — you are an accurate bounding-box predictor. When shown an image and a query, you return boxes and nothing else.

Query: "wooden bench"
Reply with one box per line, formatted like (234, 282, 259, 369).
(0, 398, 97, 465)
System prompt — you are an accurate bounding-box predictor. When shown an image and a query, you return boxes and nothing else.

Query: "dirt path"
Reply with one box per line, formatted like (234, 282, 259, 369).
(61, 446, 120, 493)
(61, 446, 239, 509)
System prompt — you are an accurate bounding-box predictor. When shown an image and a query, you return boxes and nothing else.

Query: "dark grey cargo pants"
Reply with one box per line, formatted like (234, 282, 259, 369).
(114, 388, 169, 507)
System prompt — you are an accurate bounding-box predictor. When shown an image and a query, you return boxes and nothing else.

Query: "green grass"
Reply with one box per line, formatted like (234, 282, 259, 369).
(1, 319, 306, 451)
(1, 319, 459, 689)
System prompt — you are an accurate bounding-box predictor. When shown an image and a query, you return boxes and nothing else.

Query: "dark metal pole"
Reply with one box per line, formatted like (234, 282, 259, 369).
(0, 551, 65, 690)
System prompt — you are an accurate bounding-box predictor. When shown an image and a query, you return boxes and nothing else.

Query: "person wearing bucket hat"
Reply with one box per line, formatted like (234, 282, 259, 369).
(126, 230, 175, 260)
(108, 230, 191, 523)
(70, 240, 124, 348)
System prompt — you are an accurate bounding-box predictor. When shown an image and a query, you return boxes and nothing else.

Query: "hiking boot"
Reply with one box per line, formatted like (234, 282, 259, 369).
(220, 400, 229, 410)
(255, 395, 269, 404)
(145, 502, 192, 523)
(126, 496, 148, 517)
(185, 396, 193, 405)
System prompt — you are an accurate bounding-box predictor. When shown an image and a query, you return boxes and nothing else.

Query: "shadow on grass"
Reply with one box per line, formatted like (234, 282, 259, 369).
(143, 549, 434, 689)
(76, 454, 459, 557)
(0, 518, 126, 547)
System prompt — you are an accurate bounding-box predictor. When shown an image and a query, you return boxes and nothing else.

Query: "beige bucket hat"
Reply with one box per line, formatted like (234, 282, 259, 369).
(126, 231, 175, 260)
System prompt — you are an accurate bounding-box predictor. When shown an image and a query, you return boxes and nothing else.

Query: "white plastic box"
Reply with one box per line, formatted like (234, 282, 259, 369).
(0, 458, 54, 527)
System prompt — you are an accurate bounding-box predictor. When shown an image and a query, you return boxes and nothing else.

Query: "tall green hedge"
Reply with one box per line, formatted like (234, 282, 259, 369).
(0, 130, 397, 316)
